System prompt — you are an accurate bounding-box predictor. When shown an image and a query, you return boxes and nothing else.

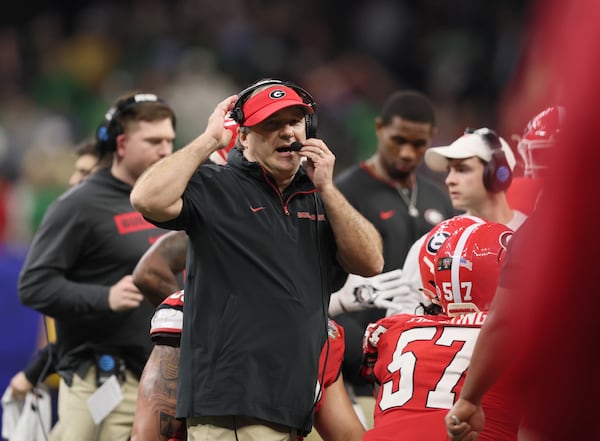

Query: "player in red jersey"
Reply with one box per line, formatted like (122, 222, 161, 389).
(361, 222, 518, 441)
(131, 290, 363, 441)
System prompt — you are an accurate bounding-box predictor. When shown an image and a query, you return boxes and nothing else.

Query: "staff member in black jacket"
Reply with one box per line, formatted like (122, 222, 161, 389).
(19, 92, 176, 441)
(131, 79, 383, 441)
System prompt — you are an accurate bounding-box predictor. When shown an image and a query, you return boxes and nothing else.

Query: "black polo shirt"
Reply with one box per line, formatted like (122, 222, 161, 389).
(152, 149, 343, 434)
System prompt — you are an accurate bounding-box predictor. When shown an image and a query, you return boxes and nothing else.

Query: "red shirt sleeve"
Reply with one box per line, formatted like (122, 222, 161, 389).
(314, 319, 345, 412)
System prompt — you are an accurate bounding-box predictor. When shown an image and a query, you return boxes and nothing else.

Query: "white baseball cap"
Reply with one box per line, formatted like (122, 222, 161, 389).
(425, 128, 516, 172)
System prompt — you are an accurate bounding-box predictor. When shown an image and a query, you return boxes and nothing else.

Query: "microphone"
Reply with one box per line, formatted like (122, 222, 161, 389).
(290, 142, 302, 151)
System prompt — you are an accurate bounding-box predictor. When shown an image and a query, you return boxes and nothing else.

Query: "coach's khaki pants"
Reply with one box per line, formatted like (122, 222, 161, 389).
(187, 415, 300, 441)
(49, 367, 138, 441)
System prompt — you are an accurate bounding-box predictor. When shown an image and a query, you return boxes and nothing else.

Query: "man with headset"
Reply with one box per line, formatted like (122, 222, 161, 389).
(130, 79, 383, 440)
(382, 127, 527, 317)
(19, 92, 176, 441)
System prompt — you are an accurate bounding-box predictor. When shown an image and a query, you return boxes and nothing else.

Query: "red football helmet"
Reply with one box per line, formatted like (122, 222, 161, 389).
(517, 105, 565, 178)
(418, 215, 485, 300)
(433, 222, 513, 316)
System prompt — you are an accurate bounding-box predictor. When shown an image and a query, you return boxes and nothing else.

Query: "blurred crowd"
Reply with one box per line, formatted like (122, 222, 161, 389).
(0, 0, 530, 245)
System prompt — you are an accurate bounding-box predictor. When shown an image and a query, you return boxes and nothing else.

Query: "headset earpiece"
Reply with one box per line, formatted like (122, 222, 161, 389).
(96, 105, 120, 155)
(230, 79, 318, 138)
(229, 106, 245, 125)
(479, 129, 513, 193)
(305, 109, 317, 139)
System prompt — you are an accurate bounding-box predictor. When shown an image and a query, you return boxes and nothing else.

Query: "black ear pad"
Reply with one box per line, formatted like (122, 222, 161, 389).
(228, 106, 245, 125)
(96, 93, 165, 155)
(305, 110, 317, 139)
(481, 130, 513, 193)
(96, 106, 121, 155)
(230, 79, 318, 138)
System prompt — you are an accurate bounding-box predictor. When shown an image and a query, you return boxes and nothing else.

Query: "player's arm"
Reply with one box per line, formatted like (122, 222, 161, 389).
(359, 321, 384, 396)
(314, 374, 365, 441)
(132, 231, 188, 307)
(130, 344, 185, 441)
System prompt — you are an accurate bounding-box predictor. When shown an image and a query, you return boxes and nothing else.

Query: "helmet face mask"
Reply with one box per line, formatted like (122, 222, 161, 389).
(433, 222, 513, 316)
(517, 138, 555, 178)
(518, 105, 565, 178)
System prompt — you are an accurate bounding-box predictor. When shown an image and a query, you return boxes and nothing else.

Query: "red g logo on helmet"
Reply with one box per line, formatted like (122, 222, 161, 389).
(433, 222, 514, 316)
(418, 215, 485, 298)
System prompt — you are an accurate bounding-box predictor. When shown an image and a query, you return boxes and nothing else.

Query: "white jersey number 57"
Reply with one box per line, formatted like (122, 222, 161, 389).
(380, 326, 479, 410)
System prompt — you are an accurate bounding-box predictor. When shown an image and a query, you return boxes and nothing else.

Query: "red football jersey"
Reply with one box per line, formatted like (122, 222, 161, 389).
(362, 314, 519, 441)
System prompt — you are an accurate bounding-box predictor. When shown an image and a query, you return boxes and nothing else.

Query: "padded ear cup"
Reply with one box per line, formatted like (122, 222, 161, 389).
(305, 110, 317, 139)
(481, 131, 513, 193)
(230, 79, 318, 138)
(96, 106, 121, 155)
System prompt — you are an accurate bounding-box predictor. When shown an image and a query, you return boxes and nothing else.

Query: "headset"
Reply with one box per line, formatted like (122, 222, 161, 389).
(96, 93, 171, 155)
(466, 127, 513, 193)
(230, 79, 318, 138)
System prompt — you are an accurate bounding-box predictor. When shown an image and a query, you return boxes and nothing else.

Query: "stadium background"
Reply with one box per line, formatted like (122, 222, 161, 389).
(0, 0, 536, 431)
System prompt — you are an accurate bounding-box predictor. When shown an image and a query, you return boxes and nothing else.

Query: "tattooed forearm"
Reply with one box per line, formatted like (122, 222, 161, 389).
(133, 345, 185, 441)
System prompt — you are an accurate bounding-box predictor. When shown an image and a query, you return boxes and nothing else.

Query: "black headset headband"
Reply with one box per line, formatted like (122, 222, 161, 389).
(230, 79, 318, 138)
